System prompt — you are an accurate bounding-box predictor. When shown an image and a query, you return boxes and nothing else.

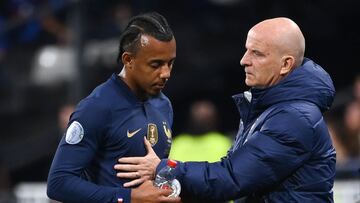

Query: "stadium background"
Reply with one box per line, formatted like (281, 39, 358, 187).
(0, 0, 359, 202)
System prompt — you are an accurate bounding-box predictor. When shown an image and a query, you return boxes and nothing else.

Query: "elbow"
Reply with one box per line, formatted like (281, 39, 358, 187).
(46, 186, 56, 200)
(46, 175, 63, 201)
(46, 180, 57, 200)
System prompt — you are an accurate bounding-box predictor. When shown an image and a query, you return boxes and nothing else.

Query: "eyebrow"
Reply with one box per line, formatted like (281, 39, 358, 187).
(149, 59, 164, 64)
(149, 57, 176, 63)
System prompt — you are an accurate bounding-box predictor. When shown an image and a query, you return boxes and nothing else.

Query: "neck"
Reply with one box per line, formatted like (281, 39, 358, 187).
(118, 68, 148, 102)
(118, 67, 126, 78)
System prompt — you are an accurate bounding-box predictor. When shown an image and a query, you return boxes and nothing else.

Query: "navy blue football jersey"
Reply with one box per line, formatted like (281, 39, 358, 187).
(47, 74, 173, 203)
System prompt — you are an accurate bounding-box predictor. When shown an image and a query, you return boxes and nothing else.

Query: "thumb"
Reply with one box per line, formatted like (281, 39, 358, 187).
(144, 136, 156, 155)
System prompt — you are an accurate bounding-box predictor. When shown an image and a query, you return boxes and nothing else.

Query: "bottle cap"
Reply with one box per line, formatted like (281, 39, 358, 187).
(167, 159, 177, 168)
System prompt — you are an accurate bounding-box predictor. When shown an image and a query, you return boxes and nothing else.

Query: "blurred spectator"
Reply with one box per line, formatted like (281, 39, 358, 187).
(0, 0, 70, 47)
(0, 103, 75, 185)
(82, 1, 133, 93)
(342, 75, 360, 162)
(86, 1, 132, 40)
(23, 103, 75, 181)
(169, 100, 232, 162)
(57, 104, 75, 135)
(353, 75, 360, 102)
(327, 75, 360, 177)
(326, 116, 353, 168)
(343, 101, 360, 158)
(0, 0, 72, 116)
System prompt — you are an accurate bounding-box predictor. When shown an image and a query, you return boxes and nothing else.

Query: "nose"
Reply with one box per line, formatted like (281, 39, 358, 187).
(240, 51, 249, 67)
(160, 65, 171, 80)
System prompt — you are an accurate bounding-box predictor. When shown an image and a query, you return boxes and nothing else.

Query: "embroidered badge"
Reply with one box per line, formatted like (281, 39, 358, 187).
(162, 121, 172, 139)
(147, 123, 158, 146)
(65, 121, 84, 144)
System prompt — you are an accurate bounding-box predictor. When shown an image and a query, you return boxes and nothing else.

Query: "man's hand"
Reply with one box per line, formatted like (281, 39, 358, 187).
(115, 137, 161, 187)
(131, 180, 181, 203)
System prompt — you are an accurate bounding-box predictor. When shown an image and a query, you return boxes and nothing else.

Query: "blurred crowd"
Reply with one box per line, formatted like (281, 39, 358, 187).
(0, 0, 359, 200)
(326, 75, 360, 178)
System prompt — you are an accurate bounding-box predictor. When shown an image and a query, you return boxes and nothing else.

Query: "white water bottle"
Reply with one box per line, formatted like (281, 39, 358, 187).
(154, 159, 181, 197)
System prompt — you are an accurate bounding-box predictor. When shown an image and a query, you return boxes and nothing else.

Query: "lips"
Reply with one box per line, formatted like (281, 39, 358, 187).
(245, 69, 253, 76)
(154, 83, 165, 89)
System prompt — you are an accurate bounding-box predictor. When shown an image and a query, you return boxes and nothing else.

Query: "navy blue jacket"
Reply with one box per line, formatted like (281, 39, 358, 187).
(47, 74, 174, 203)
(161, 58, 336, 202)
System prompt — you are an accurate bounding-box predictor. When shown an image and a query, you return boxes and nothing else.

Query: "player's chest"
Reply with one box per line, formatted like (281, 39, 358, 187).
(108, 105, 172, 157)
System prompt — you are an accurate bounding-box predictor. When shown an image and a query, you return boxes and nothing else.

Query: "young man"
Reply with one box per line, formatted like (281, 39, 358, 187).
(47, 12, 180, 203)
(115, 17, 336, 202)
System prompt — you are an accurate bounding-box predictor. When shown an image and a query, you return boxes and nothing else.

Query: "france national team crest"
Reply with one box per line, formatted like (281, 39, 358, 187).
(162, 121, 172, 139)
(147, 123, 158, 146)
(162, 121, 172, 155)
(65, 121, 84, 144)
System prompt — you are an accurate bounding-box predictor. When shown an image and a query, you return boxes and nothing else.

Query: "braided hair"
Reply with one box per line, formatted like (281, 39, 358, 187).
(117, 12, 174, 64)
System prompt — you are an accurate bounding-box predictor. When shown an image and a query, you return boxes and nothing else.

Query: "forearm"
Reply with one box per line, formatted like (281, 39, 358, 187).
(169, 132, 310, 201)
(47, 141, 131, 203)
(171, 160, 242, 201)
(47, 172, 131, 203)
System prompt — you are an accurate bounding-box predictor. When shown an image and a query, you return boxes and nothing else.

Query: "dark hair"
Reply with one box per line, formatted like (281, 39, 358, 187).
(117, 12, 174, 63)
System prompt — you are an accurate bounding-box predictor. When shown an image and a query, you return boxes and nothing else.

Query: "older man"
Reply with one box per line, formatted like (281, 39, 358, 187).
(116, 17, 336, 203)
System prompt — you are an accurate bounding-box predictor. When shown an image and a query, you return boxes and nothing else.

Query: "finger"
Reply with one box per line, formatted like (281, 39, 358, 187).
(118, 157, 141, 164)
(144, 137, 155, 154)
(123, 178, 145, 187)
(114, 163, 139, 171)
(116, 171, 140, 179)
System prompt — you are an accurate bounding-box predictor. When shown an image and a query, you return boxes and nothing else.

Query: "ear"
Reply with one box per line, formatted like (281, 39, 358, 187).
(280, 55, 295, 75)
(121, 52, 133, 69)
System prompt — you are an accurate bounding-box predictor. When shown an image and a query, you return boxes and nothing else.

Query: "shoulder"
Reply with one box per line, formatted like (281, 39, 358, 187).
(71, 95, 111, 129)
(267, 102, 322, 128)
(261, 102, 321, 147)
(89, 80, 123, 104)
(83, 77, 130, 111)
(77, 96, 110, 116)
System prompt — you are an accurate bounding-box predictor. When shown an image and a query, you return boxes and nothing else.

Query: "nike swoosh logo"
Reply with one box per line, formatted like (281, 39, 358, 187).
(127, 128, 142, 138)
